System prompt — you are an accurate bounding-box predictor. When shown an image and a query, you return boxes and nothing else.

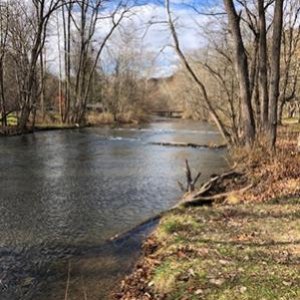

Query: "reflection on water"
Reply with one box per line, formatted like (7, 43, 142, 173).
(0, 119, 227, 299)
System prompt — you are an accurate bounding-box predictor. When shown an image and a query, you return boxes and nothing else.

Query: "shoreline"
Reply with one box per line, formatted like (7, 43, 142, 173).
(112, 125, 300, 300)
(113, 195, 300, 300)
(1, 120, 298, 299)
(0, 124, 88, 137)
(0, 122, 142, 138)
(0, 116, 155, 137)
(0, 120, 227, 151)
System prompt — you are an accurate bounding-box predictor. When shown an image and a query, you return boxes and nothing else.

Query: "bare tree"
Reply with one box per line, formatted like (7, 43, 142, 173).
(258, 0, 269, 129)
(61, 0, 133, 124)
(223, 0, 256, 145)
(165, 0, 289, 149)
(61, 0, 72, 122)
(0, 1, 9, 130)
(165, 0, 232, 145)
(278, 0, 300, 124)
(268, 0, 284, 148)
(101, 26, 153, 122)
(6, 0, 72, 132)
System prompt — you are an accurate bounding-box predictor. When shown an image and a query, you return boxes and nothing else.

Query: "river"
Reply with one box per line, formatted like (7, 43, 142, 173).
(0, 119, 227, 300)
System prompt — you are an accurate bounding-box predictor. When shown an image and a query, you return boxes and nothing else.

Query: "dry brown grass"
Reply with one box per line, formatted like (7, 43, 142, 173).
(86, 112, 115, 124)
(86, 110, 149, 125)
(232, 127, 300, 203)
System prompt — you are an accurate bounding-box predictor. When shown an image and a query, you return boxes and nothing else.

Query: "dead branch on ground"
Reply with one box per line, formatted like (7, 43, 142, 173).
(179, 160, 250, 205)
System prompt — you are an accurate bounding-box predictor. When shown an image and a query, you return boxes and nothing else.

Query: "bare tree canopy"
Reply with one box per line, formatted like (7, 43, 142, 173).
(0, 0, 299, 150)
(164, 0, 297, 149)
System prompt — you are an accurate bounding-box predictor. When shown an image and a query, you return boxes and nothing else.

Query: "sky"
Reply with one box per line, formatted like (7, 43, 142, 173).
(46, 0, 222, 78)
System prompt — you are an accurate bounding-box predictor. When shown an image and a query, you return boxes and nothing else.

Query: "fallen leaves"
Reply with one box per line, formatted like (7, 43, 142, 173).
(237, 134, 300, 203)
(209, 278, 225, 286)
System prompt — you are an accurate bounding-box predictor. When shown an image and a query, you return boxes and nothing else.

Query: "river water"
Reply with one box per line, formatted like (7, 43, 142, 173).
(0, 119, 227, 300)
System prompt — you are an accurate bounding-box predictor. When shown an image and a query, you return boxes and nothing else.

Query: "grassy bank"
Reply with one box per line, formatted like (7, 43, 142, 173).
(116, 199, 300, 300)
(0, 111, 149, 136)
(114, 124, 300, 300)
(0, 123, 84, 136)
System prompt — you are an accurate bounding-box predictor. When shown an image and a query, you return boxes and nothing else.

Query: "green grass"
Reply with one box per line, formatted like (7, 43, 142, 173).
(148, 199, 300, 300)
(282, 117, 299, 125)
(281, 118, 300, 132)
(157, 214, 200, 236)
(6, 114, 17, 126)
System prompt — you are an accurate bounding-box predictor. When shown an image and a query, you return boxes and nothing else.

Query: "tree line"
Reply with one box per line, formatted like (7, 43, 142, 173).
(0, 0, 154, 134)
(0, 0, 299, 151)
(166, 0, 300, 149)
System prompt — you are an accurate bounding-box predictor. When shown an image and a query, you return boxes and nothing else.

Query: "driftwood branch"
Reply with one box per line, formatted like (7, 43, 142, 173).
(185, 159, 193, 191)
(179, 160, 250, 205)
(185, 184, 253, 205)
(193, 171, 202, 187)
(177, 180, 186, 192)
(187, 169, 241, 199)
(178, 159, 202, 193)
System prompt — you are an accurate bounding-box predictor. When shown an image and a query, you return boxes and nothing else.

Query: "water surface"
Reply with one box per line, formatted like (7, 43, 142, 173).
(0, 119, 227, 299)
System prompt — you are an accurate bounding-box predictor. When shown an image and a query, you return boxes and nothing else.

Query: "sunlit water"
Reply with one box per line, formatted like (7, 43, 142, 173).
(0, 119, 227, 299)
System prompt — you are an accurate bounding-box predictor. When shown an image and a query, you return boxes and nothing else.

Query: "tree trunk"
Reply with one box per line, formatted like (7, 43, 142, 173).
(57, 9, 63, 120)
(278, 99, 284, 125)
(223, 0, 256, 145)
(258, 0, 269, 130)
(39, 49, 45, 121)
(0, 64, 7, 128)
(268, 0, 284, 149)
(62, 3, 72, 123)
(18, 103, 31, 132)
(165, 0, 232, 145)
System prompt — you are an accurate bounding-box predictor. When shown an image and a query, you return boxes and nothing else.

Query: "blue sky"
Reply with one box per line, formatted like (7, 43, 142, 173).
(47, 0, 223, 78)
(129, 0, 223, 77)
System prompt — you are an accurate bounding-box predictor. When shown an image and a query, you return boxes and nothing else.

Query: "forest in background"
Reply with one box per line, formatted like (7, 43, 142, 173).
(0, 0, 299, 150)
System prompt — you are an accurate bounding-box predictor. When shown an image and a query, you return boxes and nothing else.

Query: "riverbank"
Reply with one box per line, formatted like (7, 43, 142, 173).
(0, 111, 150, 137)
(0, 119, 228, 299)
(0, 124, 87, 137)
(0, 121, 145, 137)
(115, 198, 300, 300)
(113, 124, 300, 300)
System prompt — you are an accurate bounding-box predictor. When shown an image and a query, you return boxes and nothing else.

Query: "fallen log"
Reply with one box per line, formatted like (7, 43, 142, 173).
(190, 170, 242, 198)
(110, 163, 249, 245)
(183, 184, 253, 206)
(150, 141, 227, 149)
(179, 160, 250, 205)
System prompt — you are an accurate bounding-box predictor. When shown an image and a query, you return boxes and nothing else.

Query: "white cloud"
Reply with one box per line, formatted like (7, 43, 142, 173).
(46, 1, 215, 78)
